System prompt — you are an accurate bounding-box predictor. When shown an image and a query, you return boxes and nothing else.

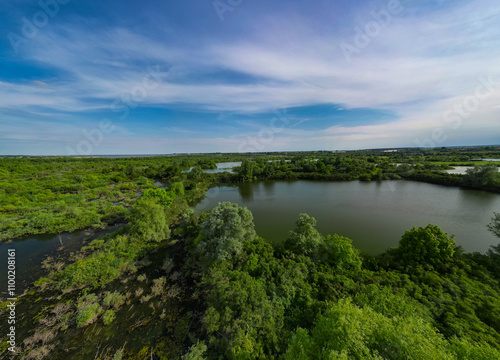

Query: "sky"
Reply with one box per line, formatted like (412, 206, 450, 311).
(0, 0, 499, 155)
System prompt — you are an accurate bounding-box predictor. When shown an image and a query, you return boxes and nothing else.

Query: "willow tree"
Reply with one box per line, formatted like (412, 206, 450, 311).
(197, 202, 256, 262)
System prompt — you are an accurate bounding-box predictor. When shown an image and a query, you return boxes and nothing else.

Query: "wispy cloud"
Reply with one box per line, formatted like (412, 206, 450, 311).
(1, 0, 499, 154)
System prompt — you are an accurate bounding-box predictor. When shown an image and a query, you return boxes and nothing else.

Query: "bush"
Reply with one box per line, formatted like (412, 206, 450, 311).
(182, 342, 207, 360)
(169, 182, 185, 197)
(103, 310, 116, 326)
(151, 277, 167, 297)
(126, 199, 171, 242)
(76, 303, 103, 327)
(103, 292, 125, 309)
(141, 188, 174, 208)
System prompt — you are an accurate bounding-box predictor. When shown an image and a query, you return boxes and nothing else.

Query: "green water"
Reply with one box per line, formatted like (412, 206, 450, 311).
(194, 180, 500, 255)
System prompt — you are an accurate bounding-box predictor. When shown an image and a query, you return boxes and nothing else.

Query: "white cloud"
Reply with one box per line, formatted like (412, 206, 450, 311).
(2, 0, 500, 153)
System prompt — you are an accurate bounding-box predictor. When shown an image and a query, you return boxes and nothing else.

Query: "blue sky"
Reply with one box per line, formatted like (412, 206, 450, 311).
(1, 0, 499, 155)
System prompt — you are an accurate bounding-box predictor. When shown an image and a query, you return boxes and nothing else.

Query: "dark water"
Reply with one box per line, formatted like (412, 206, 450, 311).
(0, 223, 126, 297)
(194, 180, 500, 255)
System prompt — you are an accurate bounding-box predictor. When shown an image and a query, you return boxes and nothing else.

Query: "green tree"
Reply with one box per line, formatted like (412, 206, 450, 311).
(263, 164, 275, 179)
(321, 234, 362, 270)
(462, 164, 499, 187)
(285, 214, 323, 256)
(141, 188, 174, 208)
(398, 224, 456, 267)
(126, 199, 170, 242)
(197, 202, 256, 262)
(239, 160, 254, 182)
(188, 166, 204, 181)
(169, 181, 185, 197)
(285, 299, 494, 360)
(182, 342, 207, 360)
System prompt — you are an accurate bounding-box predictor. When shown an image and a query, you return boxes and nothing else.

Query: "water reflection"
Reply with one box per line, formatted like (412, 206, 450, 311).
(238, 183, 254, 201)
(263, 181, 275, 197)
(192, 180, 500, 255)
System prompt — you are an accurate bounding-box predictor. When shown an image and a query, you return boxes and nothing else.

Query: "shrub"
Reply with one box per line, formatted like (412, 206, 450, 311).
(76, 303, 103, 327)
(103, 310, 116, 326)
(151, 277, 167, 297)
(126, 199, 171, 242)
(161, 257, 174, 273)
(169, 182, 185, 197)
(103, 292, 125, 310)
(135, 287, 144, 297)
(141, 188, 174, 208)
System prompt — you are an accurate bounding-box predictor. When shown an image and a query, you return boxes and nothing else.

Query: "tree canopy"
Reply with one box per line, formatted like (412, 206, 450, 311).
(321, 234, 362, 271)
(285, 214, 323, 256)
(126, 199, 170, 243)
(398, 224, 456, 267)
(196, 202, 256, 262)
(462, 164, 499, 187)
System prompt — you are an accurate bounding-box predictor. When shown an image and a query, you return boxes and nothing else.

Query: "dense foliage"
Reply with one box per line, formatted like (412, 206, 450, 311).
(188, 206, 500, 359)
(1, 147, 500, 359)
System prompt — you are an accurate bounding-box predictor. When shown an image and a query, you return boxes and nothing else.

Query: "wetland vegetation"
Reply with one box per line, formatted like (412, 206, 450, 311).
(1, 146, 500, 359)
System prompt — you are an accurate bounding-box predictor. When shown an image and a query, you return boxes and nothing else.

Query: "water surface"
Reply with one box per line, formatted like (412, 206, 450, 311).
(194, 180, 500, 255)
(203, 162, 242, 174)
(0, 223, 126, 295)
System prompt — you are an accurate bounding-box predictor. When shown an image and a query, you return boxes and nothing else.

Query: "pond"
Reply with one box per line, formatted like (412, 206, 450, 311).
(193, 180, 500, 255)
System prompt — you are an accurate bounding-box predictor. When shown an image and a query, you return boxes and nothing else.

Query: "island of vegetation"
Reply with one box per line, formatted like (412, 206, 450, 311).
(1, 146, 500, 359)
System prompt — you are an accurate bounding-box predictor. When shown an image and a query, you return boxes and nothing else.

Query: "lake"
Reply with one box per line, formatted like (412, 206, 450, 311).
(194, 180, 500, 255)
